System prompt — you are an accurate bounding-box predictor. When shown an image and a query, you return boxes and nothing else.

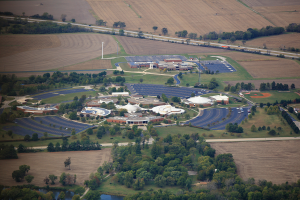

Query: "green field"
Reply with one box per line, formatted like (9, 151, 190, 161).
(122, 72, 172, 85)
(40, 91, 98, 104)
(244, 91, 300, 104)
(240, 108, 296, 136)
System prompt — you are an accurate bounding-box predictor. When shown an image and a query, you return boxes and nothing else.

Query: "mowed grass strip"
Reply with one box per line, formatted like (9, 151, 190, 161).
(41, 91, 98, 104)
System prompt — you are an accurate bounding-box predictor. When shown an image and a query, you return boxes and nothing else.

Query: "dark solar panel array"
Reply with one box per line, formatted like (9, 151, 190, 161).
(34, 116, 92, 133)
(3, 126, 46, 137)
(32, 89, 94, 100)
(200, 60, 236, 73)
(126, 83, 211, 98)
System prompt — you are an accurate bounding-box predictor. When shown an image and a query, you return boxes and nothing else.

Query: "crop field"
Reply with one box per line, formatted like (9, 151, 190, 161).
(58, 59, 112, 71)
(211, 140, 300, 184)
(241, 0, 300, 27)
(116, 36, 228, 55)
(0, 0, 95, 24)
(224, 79, 300, 89)
(235, 33, 300, 50)
(197, 52, 300, 79)
(88, 0, 271, 36)
(0, 149, 112, 186)
(0, 34, 116, 72)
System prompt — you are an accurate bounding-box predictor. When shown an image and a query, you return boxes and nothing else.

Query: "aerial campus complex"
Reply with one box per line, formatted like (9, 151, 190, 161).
(0, 0, 300, 199)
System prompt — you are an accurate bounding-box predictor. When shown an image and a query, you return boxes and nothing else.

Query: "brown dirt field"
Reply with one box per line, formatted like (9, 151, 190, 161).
(0, 0, 95, 24)
(210, 141, 300, 184)
(250, 93, 271, 98)
(88, 0, 271, 36)
(241, 0, 300, 27)
(0, 33, 116, 72)
(224, 79, 300, 89)
(0, 149, 112, 186)
(116, 36, 228, 55)
(0, 35, 61, 58)
(235, 33, 300, 50)
(59, 59, 112, 71)
(198, 51, 300, 78)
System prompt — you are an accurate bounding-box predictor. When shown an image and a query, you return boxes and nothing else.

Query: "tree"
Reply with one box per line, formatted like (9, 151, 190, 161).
(139, 78, 143, 84)
(31, 133, 38, 141)
(69, 111, 77, 120)
(72, 195, 81, 200)
(288, 107, 294, 113)
(138, 31, 143, 38)
(48, 174, 57, 185)
(12, 170, 24, 182)
(153, 26, 158, 32)
(61, 14, 67, 22)
(167, 77, 174, 84)
(119, 29, 124, 36)
(24, 134, 31, 141)
(154, 175, 166, 187)
(64, 157, 71, 170)
(133, 178, 145, 190)
(59, 172, 67, 185)
(251, 125, 257, 132)
(162, 28, 168, 35)
(17, 144, 26, 153)
(84, 190, 101, 200)
(58, 191, 65, 200)
(44, 176, 50, 185)
(71, 19, 75, 23)
(47, 142, 55, 152)
(25, 175, 34, 184)
(19, 165, 30, 176)
(87, 128, 93, 135)
(22, 12, 25, 17)
(291, 83, 295, 89)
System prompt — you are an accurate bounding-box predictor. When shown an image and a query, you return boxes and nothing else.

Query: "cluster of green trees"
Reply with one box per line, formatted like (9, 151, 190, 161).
(225, 123, 243, 133)
(264, 105, 280, 115)
(3, 18, 90, 34)
(194, 78, 219, 90)
(96, 19, 107, 26)
(0, 144, 18, 159)
(12, 165, 31, 182)
(203, 26, 285, 41)
(47, 137, 101, 152)
(0, 187, 56, 200)
(281, 110, 299, 134)
(260, 81, 292, 91)
(31, 12, 53, 20)
(113, 21, 126, 28)
(286, 23, 300, 33)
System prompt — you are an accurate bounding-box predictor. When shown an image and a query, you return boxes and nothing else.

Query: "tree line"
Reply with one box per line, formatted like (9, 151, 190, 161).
(260, 81, 294, 91)
(281, 110, 299, 134)
(47, 137, 101, 152)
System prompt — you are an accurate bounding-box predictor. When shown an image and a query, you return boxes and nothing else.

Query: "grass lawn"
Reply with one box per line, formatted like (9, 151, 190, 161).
(41, 91, 98, 104)
(240, 108, 296, 137)
(155, 126, 223, 138)
(244, 91, 300, 104)
(123, 72, 172, 85)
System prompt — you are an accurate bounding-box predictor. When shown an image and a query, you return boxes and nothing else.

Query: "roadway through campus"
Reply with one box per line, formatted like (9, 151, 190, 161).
(1, 16, 299, 59)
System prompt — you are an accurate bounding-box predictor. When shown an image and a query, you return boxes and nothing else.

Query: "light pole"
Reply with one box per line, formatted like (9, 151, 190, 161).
(116, 41, 118, 56)
(102, 42, 104, 59)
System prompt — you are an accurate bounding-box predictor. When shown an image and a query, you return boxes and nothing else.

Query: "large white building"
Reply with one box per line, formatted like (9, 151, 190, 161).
(184, 96, 213, 107)
(151, 105, 185, 115)
(115, 103, 146, 113)
(81, 107, 111, 116)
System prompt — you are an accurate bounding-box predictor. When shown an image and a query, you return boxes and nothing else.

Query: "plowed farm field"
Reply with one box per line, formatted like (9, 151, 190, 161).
(87, 0, 271, 36)
(211, 140, 300, 184)
(197, 52, 300, 78)
(59, 59, 112, 71)
(116, 36, 228, 55)
(241, 0, 300, 27)
(0, 34, 116, 72)
(0, 0, 95, 24)
(235, 33, 300, 50)
(0, 149, 112, 186)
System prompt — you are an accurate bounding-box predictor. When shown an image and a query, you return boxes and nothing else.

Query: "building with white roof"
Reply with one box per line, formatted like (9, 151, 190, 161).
(17, 105, 58, 115)
(81, 107, 111, 116)
(151, 105, 185, 115)
(184, 96, 213, 107)
(210, 94, 229, 104)
(115, 103, 146, 113)
(112, 92, 129, 96)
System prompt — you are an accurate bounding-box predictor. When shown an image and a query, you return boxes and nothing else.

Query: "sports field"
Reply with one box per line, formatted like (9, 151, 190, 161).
(88, 0, 271, 36)
(244, 91, 300, 103)
(0, 149, 112, 186)
(0, 0, 95, 24)
(211, 140, 300, 184)
(0, 34, 116, 72)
